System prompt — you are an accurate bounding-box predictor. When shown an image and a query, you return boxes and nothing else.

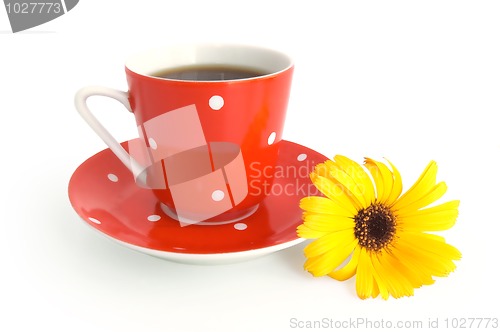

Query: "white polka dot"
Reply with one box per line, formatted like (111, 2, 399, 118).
(297, 153, 307, 161)
(211, 190, 225, 202)
(267, 132, 277, 145)
(148, 137, 158, 150)
(107, 173, 119, 182)
(88, 217, 101, 225)
(209, 95, 224, 110)
(234, 223, 247, 230)
(147, 215, 161, 222)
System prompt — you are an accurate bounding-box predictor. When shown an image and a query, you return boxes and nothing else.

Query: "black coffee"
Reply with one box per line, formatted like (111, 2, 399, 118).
(151, 65, 268, 81)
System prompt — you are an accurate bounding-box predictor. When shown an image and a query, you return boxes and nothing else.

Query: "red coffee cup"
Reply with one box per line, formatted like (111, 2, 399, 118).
(75, 44, 294, 226)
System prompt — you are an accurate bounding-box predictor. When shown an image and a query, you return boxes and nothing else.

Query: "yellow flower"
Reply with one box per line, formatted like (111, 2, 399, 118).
(297, 155, 461, 300)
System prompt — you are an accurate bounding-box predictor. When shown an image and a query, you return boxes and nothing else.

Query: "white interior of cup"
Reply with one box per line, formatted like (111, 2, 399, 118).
(125, 44, 293, 80)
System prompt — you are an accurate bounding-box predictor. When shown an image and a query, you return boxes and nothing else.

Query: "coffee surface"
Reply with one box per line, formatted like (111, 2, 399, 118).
(151, 65, 267, 81)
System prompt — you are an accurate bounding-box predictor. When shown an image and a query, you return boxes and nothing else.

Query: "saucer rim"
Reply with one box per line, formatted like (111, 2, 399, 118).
(84, 218, 306, 264)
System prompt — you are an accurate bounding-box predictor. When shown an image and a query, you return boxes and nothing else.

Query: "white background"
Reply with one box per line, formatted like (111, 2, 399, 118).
(1, 1, 499, 331)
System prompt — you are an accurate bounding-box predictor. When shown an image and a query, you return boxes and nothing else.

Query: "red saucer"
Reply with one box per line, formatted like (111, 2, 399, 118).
(68, 140, 326, 264)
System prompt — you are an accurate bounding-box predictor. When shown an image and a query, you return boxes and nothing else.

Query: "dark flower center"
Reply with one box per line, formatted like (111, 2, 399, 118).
(354, 203, 396, 251)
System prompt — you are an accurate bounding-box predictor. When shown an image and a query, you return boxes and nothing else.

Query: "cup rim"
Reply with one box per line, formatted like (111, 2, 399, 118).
(125, 43, 294, 83)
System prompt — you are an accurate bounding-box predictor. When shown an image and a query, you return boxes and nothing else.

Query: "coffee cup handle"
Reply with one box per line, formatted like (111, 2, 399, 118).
(74, 86, 143, 175)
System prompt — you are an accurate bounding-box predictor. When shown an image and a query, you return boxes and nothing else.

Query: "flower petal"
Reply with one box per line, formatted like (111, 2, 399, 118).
(334, 155, 376, 207)
(355, 248, 376, 299)
(301, 212, 355, 233)
(396, 182, 448, 214)
(398, 200, 459, 231)
(369, 255, 391, 300)
(310, 173, 358, 215)
(401, 232, 461, 261)
(297, 224, 331, 239)
(369, 260, 391, 300)
(363, 159, 386, 205)
(328, 245, 361, 281)
(398, 200, 460, 218)
(370, 279, 380, 298)
(300, 196, 353, 217)
(384, 158, 403, 205)
(313, 161, 335, 180)
(325, 164, 366, 210)
(398, 242, 456, 277)
(390, 245, 435, 286)
(304, 229, 355, 258)
(377, 252, 416, 299)
(397, 232, 461, 276)
(304, 238, 358, 277)
(364, 158, 394, 204)
(392, 161, 438, 211)
(394, 242, 436, 274)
